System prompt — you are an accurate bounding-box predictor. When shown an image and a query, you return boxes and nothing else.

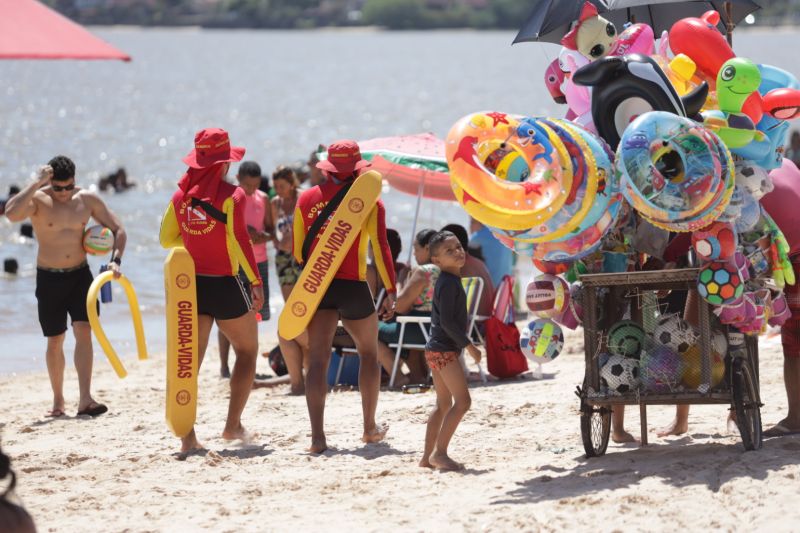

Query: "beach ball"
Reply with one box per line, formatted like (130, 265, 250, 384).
(691, 221, 737, 262)
(607, 320, 645, 359)
(519, 318, 564, 363)
(83, 225, 114, 255)
(653, 313, 697, 354)
(640, 344, 683, 393)
(600, 354, 640, 394)
(526, 274, 570, 318)
(680, 343, 726, 390)
(554, 283, 584, 330)
(697, 260, 744, 306)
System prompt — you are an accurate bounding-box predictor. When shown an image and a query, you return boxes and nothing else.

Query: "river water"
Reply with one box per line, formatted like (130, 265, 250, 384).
(1, 27, 798, 374)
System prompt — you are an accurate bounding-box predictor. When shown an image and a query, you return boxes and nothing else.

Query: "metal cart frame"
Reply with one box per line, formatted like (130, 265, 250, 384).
(576, 269, 762, 457)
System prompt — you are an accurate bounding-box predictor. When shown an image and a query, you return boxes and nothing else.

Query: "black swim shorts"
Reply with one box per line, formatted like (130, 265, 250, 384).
(318, 279, 375, 320)
(196, 275, 252, 320)
(36, 263, 97, 337)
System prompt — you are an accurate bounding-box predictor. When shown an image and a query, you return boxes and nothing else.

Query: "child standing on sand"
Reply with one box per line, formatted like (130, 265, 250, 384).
(420, 231, 482, 471)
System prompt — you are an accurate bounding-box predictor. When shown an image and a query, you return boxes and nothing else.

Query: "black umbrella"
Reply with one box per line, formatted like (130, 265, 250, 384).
(513, 0, 760, 45)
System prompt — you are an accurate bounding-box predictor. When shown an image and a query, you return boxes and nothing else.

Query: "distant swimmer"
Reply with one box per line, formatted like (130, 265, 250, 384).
(294, 140, 397, 453)
(160, 128, 263, 454)
(4, 156, 127, 418)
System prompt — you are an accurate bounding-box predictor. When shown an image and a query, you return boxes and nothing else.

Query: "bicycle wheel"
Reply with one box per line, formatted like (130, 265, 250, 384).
(732, 357, 762, 451)
(580, 401, 611, 457)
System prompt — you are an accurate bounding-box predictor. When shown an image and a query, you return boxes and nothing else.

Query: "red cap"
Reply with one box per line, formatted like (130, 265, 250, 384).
(182, 128, 245, 169)
(315, 139, 371, 175)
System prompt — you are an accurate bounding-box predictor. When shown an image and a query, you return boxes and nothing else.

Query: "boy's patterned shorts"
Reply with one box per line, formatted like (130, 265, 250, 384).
(425, 350, 459, 371)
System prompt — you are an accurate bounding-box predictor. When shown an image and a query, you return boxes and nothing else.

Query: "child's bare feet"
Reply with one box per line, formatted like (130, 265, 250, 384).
(222, 423, 255, 444)
(612, 430, 636, 443)
(430, 452, 464, 471)
(656, 418, 688, 437)
(727, 412, 739, 434)
(419, 457, 434, 469)
(308, 436, 328, 454)
(289, 384, 305, 396)
(362, 423, 389, 444)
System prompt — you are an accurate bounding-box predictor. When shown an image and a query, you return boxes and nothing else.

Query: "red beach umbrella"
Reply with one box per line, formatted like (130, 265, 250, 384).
(0, 0, 131, 61)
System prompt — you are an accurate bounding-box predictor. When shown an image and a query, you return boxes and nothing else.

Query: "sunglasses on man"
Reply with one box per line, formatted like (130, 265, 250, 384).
(51, 182, 75, 192)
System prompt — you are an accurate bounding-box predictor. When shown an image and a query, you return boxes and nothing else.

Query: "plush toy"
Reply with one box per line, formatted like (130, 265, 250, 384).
(561, 2, 617, 61)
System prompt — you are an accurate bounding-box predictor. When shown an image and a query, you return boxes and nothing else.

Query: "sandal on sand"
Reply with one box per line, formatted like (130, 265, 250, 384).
(763, 422, 800, 438)
(77, 403, 108, 417)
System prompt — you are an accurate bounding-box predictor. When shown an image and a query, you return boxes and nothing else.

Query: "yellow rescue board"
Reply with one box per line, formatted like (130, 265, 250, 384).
(86, 271, 147, 379)
(278, 170, 382, 340)
(164, 247, 198, 438)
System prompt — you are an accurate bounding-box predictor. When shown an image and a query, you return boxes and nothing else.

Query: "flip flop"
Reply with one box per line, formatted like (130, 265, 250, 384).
(46, 409, 65, 418)
(77, 403, 108, 417)
(763, 422, 800, 438)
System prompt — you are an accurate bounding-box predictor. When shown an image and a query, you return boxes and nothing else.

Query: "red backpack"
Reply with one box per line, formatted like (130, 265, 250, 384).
(485, 276, 529, 378)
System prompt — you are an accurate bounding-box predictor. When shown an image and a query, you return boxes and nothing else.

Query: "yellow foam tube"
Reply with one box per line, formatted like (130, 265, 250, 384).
(86, 271, 147, 379)
(164, 247, 198, 438)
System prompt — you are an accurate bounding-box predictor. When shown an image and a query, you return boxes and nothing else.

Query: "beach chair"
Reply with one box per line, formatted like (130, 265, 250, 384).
(331, 289, 385, 386)
(388, 276, 484, 388)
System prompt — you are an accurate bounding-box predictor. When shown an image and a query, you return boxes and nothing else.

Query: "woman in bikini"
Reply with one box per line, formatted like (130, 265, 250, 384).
(270, 166, 308, 394)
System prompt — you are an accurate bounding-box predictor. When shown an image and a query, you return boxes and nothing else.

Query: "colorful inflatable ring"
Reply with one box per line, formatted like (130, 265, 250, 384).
(618, 112, 722, 222)
(490, 118, 597, 242)
(446, 111, 571, 222)
(530, 196, 624, 263)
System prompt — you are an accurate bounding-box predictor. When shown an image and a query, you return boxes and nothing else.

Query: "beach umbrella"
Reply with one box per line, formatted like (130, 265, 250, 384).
(513, 0, 760, 45)
(0, 0, 131, 61)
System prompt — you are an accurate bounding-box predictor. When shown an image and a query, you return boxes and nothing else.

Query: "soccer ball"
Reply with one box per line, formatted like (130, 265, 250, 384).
(653, 313, 697, 353)
(600, 354, 640, 394)
(520, 318, 564, 362)
(526, 274, 570, 318)
(607, 320, 645, 359)
(691, 221, 737, 262)
(640, 343, 683, 393)
(697, 260, 744, 306)
(735, 160, 773, 200)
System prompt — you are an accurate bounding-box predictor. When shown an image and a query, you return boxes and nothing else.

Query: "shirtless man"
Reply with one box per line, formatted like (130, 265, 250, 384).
(5, 155, 126, 418)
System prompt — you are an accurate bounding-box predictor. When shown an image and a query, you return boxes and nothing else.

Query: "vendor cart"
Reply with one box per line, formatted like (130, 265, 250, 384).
(576, 269, 762, 457)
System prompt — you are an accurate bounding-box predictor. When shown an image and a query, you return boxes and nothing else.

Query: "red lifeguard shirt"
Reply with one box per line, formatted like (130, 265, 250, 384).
(293, 178, 396, 293)
(160, 181, 261, 285)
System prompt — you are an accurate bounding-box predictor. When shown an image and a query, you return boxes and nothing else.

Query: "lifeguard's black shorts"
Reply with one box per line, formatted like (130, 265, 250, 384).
(318, 279, 375, 320)
(36, 263, 97, 337)
(196, 275, 252, 320)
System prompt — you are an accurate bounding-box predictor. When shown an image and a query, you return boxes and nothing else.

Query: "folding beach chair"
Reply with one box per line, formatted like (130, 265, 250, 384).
(388, 276, 486, 388)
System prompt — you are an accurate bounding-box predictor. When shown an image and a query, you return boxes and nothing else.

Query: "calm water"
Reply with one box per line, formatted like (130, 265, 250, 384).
(1, 27, 798, 373)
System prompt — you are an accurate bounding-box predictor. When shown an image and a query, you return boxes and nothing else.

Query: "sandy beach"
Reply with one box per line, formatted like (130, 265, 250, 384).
(2, 327, 799, 532)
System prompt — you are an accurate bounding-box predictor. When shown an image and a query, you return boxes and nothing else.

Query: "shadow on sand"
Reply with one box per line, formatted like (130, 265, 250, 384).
(494, 436, 800, 505)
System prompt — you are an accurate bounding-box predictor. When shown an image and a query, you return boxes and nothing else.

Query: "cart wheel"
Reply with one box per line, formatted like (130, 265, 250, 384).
(580, 403, 611, 457)
(732, 357, 762, 451)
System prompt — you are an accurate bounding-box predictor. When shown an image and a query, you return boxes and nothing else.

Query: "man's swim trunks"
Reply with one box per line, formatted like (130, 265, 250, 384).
(317, 279, 375, 320)
(36, 262, 97, 337)
(196, 275, 252, 320)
